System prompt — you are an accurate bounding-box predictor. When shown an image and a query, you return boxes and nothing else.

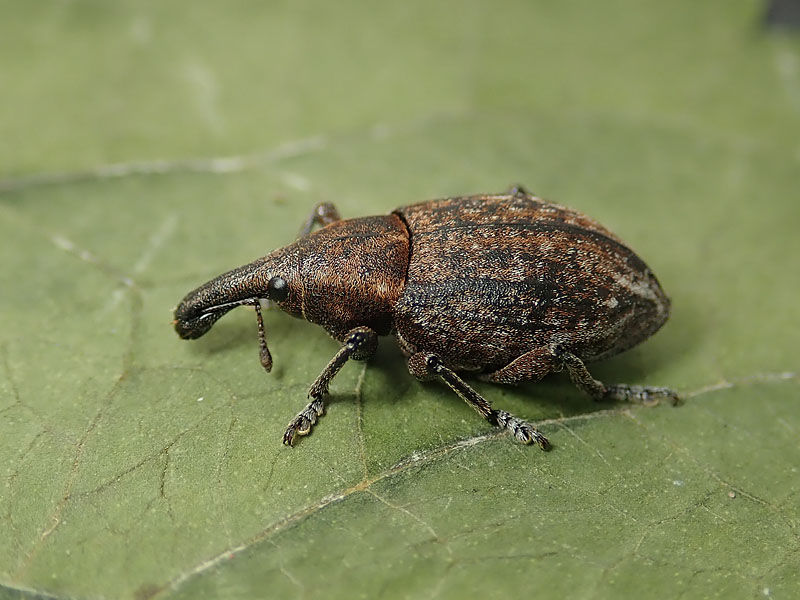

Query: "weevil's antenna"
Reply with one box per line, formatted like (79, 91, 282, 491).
(253, 300, 272, 372)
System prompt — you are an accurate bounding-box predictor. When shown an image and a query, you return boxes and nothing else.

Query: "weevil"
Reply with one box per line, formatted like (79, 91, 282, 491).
(174, 186, 677, 448)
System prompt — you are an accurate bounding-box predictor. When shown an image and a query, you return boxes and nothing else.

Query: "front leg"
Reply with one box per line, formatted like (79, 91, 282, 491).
(298, 202, 342, 238)
(283, 326, 378, 446)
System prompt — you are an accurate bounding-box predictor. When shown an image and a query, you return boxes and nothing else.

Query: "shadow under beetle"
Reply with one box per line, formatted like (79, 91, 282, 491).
(174, 186, 677, 448)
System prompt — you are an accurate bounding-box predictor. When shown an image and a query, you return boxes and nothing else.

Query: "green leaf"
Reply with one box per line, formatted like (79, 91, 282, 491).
(2, 1, 799, 599)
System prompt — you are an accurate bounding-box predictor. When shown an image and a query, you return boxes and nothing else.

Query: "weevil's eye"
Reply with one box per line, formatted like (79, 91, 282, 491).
(267, 276, 289, 302)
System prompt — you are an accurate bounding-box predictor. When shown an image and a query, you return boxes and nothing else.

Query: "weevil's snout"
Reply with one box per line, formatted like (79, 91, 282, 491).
(173, 299, 230, 339)
(173, 246, 299, 350)
(173, 285, 246, 339)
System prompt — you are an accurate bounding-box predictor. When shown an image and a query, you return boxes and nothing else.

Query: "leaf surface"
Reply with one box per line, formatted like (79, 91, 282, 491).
(1, 1, 799, 599)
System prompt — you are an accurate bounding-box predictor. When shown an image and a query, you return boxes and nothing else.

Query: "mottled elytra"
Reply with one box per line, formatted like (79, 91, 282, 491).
(173, 186, 677, 448)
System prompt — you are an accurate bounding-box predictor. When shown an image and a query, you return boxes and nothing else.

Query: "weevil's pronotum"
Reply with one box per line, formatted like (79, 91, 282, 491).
(174, 186, 677, 448)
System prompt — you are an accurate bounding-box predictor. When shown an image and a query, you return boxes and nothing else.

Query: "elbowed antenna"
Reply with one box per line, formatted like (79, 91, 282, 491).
(253, 298, 273, 372)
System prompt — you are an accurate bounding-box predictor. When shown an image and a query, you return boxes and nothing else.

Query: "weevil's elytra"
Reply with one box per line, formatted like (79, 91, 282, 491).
(173, 186, 677, 449)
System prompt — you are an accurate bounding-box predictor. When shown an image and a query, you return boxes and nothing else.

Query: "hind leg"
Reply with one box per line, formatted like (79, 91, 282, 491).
(484, 345, 678, 405)
(479, 347, 559, 384)
(555, 347, 679, 405)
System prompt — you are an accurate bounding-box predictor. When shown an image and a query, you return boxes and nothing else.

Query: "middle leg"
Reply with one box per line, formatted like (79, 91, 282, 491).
(408, 352, 549, 448)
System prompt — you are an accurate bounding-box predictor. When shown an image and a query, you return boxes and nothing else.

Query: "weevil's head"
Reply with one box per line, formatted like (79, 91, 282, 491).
(173, 245, 303, 342)
(174, 213, 409, 365)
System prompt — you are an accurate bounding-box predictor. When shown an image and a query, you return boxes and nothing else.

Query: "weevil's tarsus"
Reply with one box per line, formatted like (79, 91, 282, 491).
(494, 410, 550, 447)
(556, 346, 679, 405)
(408, 352, 550, 449)
(298, 202, 342, 238)
(505, 183, 531, 197)
(283, 326, 378, 446)
(282, 398, 324, 446)
(253, 300, 272, 372)
(604, 383, 681, 406)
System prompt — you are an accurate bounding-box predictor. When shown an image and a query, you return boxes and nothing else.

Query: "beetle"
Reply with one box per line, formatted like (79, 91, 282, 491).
(173, 186, 677, 448)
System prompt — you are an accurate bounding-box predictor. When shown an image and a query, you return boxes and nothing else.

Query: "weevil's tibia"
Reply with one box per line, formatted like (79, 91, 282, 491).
(298, 202, 342, 238)
(283, 326, 378, 446)
(408, 353, 550, 449)
(555, 347, 680, 405)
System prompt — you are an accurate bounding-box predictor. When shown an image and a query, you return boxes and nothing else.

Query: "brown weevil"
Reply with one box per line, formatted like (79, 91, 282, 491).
(174, 186, 677, 448)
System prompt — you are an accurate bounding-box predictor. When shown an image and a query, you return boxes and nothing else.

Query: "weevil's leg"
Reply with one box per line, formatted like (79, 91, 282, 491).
(297, 202, 342, 238)
(283, 326, 378, 446)
(555, 347, 680, 405)
(479, 347, 559, 384)
(408, 352, 549, 449)
(253, 300, 272, 372)
(505, 184, 530, 196)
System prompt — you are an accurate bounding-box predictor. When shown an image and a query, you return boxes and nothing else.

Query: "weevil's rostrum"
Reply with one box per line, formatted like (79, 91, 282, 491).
(174, 187, 677, 449)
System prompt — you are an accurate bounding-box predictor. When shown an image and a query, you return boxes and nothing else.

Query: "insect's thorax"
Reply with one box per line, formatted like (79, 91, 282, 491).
(298, 214, 410, 340)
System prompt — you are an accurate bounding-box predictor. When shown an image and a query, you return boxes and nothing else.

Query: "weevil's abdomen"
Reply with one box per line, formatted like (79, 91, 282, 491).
(393, 194, 670, 372)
